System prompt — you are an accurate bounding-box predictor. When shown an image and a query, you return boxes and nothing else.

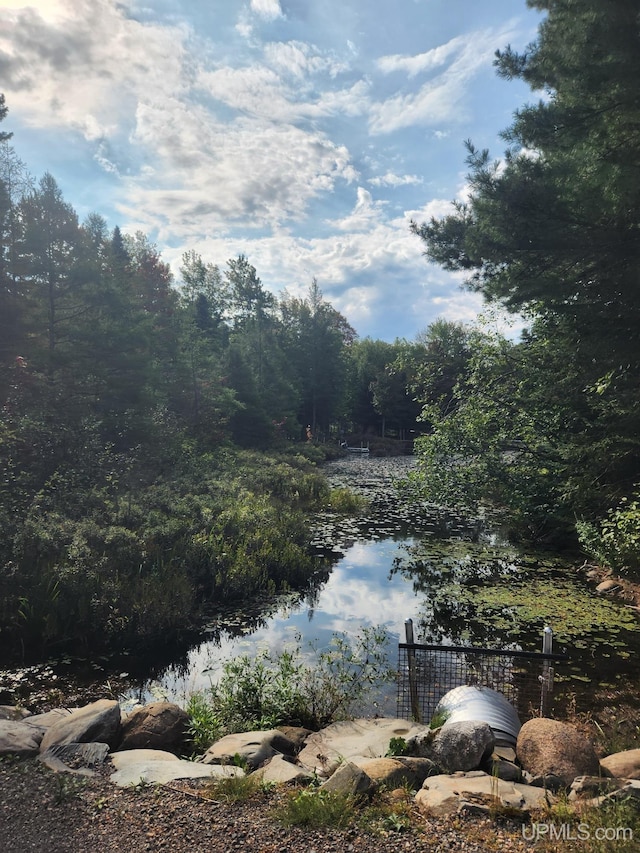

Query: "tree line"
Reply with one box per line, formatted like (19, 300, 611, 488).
(0, 93, 423, 658)
(407, 0, 640, 566)
(2, 0, 639, 655)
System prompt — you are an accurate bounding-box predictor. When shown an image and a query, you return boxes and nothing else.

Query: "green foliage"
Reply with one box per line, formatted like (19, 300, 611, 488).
(188, 626, 393, 736)
(185, 691, 222, 752)
(327, 487, 366, 514)
(409, 2, 640, 539)
(275, 787, 355, 829)
(386, 736, 409, 756)
(577, 495, 640, 577)
(0, 447, 327, 656)
(204, 773, 264, 803)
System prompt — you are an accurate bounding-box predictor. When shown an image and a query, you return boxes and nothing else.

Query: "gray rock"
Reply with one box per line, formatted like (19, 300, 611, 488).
(297, 718, 430, 776)
(0, 719, 42, 756)
(108, 748, 245, 787)
(569, 775, 625, 799)
(252, 754, 315, 785)
(202, 729, 296, 771)
(0, 705, 31, 721)
(119, 702, 188, 753)
(415, 771, 555, 816)
(483, 753, 522, 782)
(39, 742, 111, 777)
(21, 708, 72, 737)
(40, 700, 121, 753)
(600, 748, 640, 780)
(516, 718, 599, 788)
(321, 761, 375, 797)
(420, 721, 495, 773)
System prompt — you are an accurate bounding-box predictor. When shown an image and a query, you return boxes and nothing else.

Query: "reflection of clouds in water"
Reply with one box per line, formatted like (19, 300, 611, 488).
(134, 537, 422, 705)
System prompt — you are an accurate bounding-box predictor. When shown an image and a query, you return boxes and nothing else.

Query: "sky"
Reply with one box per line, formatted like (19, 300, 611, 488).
(0, 0, 543, 342)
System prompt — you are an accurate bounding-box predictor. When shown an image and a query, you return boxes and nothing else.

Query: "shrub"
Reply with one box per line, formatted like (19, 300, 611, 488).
(188, 626, 394, 736)
(577, 494, 640, 577)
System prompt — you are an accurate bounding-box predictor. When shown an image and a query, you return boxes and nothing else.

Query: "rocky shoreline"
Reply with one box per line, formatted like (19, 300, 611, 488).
(2, 697, 640, 851)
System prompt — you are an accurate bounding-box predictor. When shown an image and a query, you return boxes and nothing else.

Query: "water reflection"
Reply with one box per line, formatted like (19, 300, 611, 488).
(127, 537, 423, 710)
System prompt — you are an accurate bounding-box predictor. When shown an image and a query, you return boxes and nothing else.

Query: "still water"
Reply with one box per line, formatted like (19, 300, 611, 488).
(126, 456, 640, 715)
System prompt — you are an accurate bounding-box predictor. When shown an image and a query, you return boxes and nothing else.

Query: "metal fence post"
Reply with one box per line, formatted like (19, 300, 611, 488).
(405, 618, 421, 722)
(540, 625, 554, 717)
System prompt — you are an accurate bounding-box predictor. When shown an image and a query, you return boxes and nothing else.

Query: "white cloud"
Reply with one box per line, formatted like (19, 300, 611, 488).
(369, 25, 518, 134)
(369, 172, 423, 188)
(250, 0, 284, 21)
(377, 35, 466, 78)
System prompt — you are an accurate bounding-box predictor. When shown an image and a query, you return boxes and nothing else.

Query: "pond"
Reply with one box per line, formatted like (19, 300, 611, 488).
(2, 456, 639, 715)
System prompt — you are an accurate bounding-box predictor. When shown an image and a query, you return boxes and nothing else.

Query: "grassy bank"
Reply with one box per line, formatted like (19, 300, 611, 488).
(0, 446, 332, 660)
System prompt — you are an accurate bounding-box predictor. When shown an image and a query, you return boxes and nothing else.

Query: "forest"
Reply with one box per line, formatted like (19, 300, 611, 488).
(2, 0, 640, 659)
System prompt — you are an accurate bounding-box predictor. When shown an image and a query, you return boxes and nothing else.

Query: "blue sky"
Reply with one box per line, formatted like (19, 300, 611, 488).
(0, 0, 543, 341)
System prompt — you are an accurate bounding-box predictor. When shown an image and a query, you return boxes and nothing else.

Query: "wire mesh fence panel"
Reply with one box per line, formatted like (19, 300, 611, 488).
(397, 643, 567, 724)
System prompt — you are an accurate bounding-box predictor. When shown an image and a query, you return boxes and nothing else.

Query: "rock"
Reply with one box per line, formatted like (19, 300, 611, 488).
(118, 702, 188, 753)
(516, 719, 599, 788)
(320, 761, 375, 797)
(415, 771, 555, 816)
(39, 700, 121, 753)
(0, 705, 31, 721)
(432, 721, 495, 773)
(600, 748, 640, 779)
(252, 755, 315, 785)
(353, 756, 437, 789)
(202, 729, 296, 771)
(39, 742, 111, 776)
(21, 708, 72, 737)
(596, 579, 621, 593)
(297, 718, 429, 776)
(275, 726, 313, 753)
(569, 775, 625, 799)
(0, 719, 42, 756)
(483, 752, 523, 783)
(109, 748, 245, 787)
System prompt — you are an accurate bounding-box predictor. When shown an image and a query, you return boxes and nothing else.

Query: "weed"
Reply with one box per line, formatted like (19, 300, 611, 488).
(274, 787, 355, 829)
(386, 736, 409, 756)
(52, 774, 86, 805)
(204, 773, 262, 803)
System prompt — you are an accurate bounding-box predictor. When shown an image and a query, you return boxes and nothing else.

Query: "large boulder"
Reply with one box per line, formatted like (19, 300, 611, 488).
(600, 749, 640, 780)
(202, 729, 296, 771)
(39, 700, 121, 753)
(118, 702, 188, 753)
(0, 708, 74, 756)
(433, 721, 495, 773)
(297, 718, 430, 776)
(407, 720, 495, 773)
(0, 719, 42, 756)
(355, 756, 436, 790)
(108, 748, 244, 787)
(415, 771, 554, 816)
(516, 718, 599, 788)
(320, 761, 376, 797)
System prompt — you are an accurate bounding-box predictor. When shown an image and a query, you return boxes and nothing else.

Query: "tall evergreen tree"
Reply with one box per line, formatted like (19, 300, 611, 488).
(411, 0, 640, 520)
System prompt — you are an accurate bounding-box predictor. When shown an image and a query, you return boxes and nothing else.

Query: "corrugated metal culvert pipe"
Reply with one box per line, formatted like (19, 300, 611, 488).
(433, 685, 522, 748)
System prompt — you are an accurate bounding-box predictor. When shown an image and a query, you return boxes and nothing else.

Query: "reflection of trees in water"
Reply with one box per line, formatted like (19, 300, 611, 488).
(392, 543, 531, 648)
